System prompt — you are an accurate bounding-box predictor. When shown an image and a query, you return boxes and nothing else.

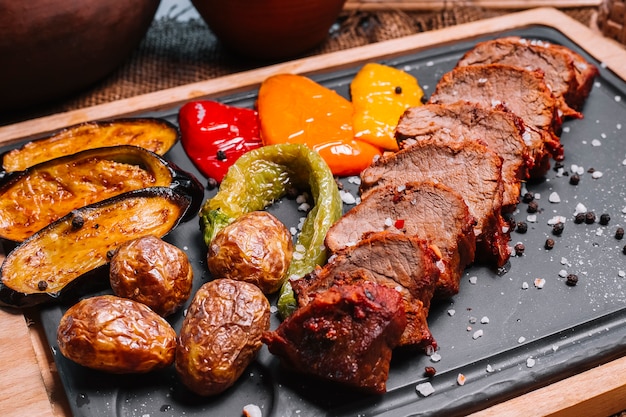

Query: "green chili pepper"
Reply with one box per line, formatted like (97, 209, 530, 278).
(199, 143, 342, 318)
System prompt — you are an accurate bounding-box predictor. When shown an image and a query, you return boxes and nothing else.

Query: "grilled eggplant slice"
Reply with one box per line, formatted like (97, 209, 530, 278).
(1, 118, 178, 173)
(0, 187, 194, 308)
(0, 145, 201, 243)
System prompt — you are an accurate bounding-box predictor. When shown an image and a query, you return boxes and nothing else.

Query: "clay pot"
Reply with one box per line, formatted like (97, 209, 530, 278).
(0, 0, 160, 111)
(190, 0, 346, 60)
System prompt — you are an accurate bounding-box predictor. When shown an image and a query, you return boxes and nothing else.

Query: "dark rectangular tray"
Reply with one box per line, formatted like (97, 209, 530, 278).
(3, 18, 626, 417)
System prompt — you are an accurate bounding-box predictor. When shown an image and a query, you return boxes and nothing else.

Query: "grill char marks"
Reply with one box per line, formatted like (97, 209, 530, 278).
(292, 232, 441, 348)
(360, 139, 510, 267)
(428, 63, 561, 177)
(325, 181, 476, 298)
(395, 102, 531, 208)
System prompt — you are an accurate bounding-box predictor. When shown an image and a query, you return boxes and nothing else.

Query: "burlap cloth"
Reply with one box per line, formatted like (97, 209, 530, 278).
(1, 6, 600, 127)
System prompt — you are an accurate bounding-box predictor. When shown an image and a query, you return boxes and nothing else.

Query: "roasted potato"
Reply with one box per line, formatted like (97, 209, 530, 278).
(175, 279, 270, 396)
(207, 211, 293, 294)
(57, 295, 176, 373)
(109, 235, 193, 316)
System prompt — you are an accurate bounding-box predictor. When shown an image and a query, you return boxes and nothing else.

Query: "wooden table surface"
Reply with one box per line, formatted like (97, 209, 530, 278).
(1, 7, 626, 417)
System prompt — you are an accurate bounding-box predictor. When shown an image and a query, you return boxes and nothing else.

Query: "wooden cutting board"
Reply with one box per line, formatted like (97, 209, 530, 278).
(1, 7, 626, 417)
(344, 0, 603, 10)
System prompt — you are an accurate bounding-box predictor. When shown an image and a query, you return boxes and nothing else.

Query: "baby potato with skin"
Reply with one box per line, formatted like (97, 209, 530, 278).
(207, 211, 293, 294)
(57, 295, 177, 373)
(109, 235, 193, 316)
(176, 278, 271, 396)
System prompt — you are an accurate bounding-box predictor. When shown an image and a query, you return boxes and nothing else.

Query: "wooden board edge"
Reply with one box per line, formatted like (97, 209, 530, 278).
(1, 7, 622, 145)
(344, 1, 603, 11)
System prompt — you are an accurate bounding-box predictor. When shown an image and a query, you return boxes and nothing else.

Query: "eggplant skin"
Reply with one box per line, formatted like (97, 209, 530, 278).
(0, 145, 190, 243)
(1, 118, 179, 173)
(109, 235, 193, 317)
(208, 211, 293, 294)
(0, 187, 193, 308)
(57, 295, 177, 374)
(176, 279, 270, 396)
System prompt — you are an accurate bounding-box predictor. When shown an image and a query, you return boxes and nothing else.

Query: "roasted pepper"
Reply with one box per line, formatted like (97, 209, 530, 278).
(257, 73, 382, 177)
(178, 100, 263, 182)
(199, 143, 342, 318)
(351, 62, 424, 151)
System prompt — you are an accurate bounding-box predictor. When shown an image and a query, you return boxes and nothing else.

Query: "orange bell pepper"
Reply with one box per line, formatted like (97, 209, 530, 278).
(257, 73, 381, 177)
(350, 62, 424, 152)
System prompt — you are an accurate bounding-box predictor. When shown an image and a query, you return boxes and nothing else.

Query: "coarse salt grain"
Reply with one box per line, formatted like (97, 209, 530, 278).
(481, 316, 490, 324)
(269, 305, 278, 314)
(347, 176, 361, 185)
(559, 269, 568, 278)
(527, 214, 537, 223)
(430, 352, 442, 362)
(534, 278, 546, 289)
(562, 126, 570, 133)
(574, 203, 587, 215)
(448, 309, 456, 316)
(526, 357, 536, 368)
(548, 192, 561, 203)
(591, 139, 602, 147)
(616, 95, 622, 102)
(619, 270, 626, 278)
(486, 364, 494, 373)
(339, 190, 356, 205)
(297, 203, 310, 212)
(571, 164, 585, 175)
(518, 336, 526, 343)
(289, 227, 298, 236)
(469, 276, 478, 284)
(473, 329, 483, 339)
(457, 373, 467, 385)
(592, 171, 603, 179)
(548, 216, 566, 225)
(522, 282, 529, 290)
(416, 382, 435, 397)
(243, 404, 263, 417)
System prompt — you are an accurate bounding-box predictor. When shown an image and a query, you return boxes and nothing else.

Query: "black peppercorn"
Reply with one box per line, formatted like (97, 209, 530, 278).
(522, 192, 534, 203)
(574, 213, 585, 224)
(106, 249, 116, 259)
(71, 214, 84, 230)
(394, 86, 403, 94)
(206, 177, 218, 190)
(552, 222, 565, 236)
(553, 161, 564, 171)
(569, 174, 580, 185)
(37, 280, 48, 291)
(516, 221, 528, 233)
(514, 243, 525, 256)
(616, 227, 625, 240)
(599, 213, 610, 226)
(424, 366, 437, 377)
(623, 245, 626, 255)
(566, 274, 579, 286)
(527, 201, 539, 213)
(585, 212, 596, 224)
(545, 238, 555, 250)
(216, 150, 227, 160)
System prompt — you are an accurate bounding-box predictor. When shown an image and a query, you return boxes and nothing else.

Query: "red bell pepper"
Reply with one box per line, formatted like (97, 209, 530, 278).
(178, 100, 263, 183)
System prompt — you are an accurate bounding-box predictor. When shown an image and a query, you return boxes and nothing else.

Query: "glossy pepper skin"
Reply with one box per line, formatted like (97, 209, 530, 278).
(178, 100, 263, 182)
(257, 74, 382, 177)
(351, 63, 424, 152)
(199, 143, 342, 318)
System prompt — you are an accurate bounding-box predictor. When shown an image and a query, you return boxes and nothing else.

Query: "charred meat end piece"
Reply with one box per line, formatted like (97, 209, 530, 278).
(262, 281, 406, 394)
(325, 181, 476, 298)
(295, 232, 441, 348)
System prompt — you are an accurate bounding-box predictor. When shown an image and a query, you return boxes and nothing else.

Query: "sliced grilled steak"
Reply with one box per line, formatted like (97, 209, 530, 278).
(262, 280, 406, 394)
(395, 102, 531, 207)
(456, 37, 584, 118)
(293, 232, 441, 348)
(360, 139, 510, 267)
(549, 42, 598, 111)
(428, 63, 562, 177)
(325, 181, 476, 298)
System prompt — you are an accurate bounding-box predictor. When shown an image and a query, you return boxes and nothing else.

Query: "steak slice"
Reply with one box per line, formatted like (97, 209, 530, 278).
(456, 37, 584, 118)
(262, 280, 406, 394)
(360, 139, 510, 267)
(293, 232, 441, 348)
(428, 63, 562, 177)
(549, 42, 598, 111)
(395, 102, 531, 207)
(325, 181, 476, 298)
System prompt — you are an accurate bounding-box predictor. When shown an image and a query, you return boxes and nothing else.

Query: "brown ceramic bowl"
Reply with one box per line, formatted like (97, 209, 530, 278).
(0, 0, 160, 112)
(190, 0, 346, 60)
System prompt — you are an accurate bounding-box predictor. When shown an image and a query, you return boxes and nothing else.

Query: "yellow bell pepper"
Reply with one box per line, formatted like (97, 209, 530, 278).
(351, 63, 424, 152)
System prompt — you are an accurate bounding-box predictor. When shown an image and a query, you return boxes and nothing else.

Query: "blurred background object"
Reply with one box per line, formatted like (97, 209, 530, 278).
(0, 0, 161, 112)
(190, 0, 347, 60)
(597, 0, 626, 44)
